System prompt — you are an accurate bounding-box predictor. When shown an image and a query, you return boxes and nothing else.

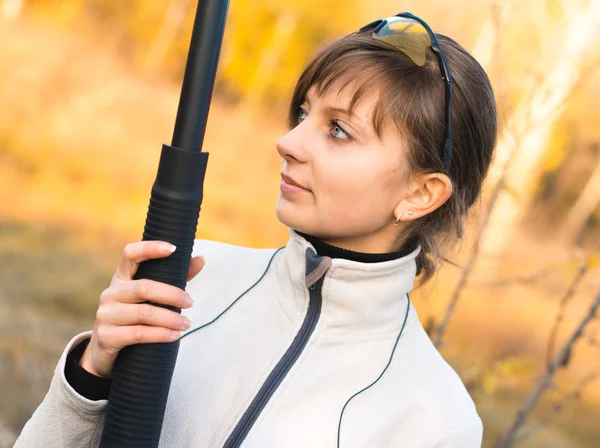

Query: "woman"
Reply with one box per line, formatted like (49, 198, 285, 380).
(16, 12, 497, 448)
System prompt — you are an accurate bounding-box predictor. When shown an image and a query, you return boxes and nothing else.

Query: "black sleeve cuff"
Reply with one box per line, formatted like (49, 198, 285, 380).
(65, 337, 111, 401)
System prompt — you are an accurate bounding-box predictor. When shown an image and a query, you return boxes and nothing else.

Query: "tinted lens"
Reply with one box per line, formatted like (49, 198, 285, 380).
(372, 17, 431, 66)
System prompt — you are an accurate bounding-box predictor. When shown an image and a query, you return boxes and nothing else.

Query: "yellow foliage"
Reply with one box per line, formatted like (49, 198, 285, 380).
(503, 182, 521, 202)
(219, 0, 364, 106)
(564, 250, 599, 278)
(565, 254, 585, 279)
(544, 0, 567, 23)
(586, 253, 599, 271)
(482, 356, 535, 396)
(26, 0, 369, 108)
(542, 125, 569, 172)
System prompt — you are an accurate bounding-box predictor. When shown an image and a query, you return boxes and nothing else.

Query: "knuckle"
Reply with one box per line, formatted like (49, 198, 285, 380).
(99, 288, 113, 305)
(122, 243, 135, 260)
(132, 326, 144, 344)
(96, 326, 109, 348)
(134, 280, 148, 298)
(95, 306, 108, 324)
(137, 304, 153, 322)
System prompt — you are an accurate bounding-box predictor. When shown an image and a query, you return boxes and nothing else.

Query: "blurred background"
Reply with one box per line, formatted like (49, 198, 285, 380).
(1, 0, 599, 446)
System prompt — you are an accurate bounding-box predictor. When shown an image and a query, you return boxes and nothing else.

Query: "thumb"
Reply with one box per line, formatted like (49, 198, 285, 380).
(187, 255, 206, 281)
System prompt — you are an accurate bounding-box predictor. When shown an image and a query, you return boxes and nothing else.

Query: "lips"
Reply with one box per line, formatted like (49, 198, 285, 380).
(281, 173, 309, 191)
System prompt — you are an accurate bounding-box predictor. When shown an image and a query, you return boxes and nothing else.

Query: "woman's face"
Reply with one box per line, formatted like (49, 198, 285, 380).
(275, 78, 414, 253)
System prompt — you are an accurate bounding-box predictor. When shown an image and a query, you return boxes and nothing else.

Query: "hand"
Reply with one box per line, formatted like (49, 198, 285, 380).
(79, 241, 205, 378)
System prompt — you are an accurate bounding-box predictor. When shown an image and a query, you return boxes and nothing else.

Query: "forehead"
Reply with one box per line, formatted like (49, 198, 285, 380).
(307, 78, 378, 126)
(308, 76, 378, 109)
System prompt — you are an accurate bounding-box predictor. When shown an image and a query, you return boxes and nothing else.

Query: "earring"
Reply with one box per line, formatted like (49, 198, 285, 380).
(394, 212, 402, 227)
(407, 210, 414, 215)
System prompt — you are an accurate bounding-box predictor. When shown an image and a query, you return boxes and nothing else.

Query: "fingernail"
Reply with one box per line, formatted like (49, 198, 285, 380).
(161, 242, 176, 253)
(182, 317, 191, 329)
(171, 330, 182, 339)
(185, 294, 194, 308)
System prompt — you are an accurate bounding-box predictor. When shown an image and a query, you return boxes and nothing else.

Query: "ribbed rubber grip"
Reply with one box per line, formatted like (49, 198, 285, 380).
(100, 144, 209, 447)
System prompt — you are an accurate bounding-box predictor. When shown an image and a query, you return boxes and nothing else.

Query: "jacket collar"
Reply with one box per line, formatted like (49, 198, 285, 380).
(295, 230, 420, 263)
(275, 228, 421, 338)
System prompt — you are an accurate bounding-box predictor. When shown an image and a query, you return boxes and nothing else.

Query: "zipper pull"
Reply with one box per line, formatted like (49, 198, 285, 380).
(304, 248, 332, 289)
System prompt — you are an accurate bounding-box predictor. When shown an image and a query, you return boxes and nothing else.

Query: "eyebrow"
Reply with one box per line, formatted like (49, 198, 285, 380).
(304, 92, 369, 134)
(323, 106, 366, 126)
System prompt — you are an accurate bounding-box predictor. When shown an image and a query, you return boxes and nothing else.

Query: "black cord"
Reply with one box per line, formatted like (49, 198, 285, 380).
(178, 247, 412, 448)
(336, 295, 412, 447)
(179, 247, 285, 341)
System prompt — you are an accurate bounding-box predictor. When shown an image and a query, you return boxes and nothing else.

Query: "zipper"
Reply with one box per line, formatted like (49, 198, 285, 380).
(222, 274, 327, 448)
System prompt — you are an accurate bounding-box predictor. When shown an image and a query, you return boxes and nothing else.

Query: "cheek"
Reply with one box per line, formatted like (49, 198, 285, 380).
(314, 156, 391, 219)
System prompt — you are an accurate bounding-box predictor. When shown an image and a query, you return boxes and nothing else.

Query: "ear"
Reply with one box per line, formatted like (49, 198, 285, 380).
(393, 173, 453, 221)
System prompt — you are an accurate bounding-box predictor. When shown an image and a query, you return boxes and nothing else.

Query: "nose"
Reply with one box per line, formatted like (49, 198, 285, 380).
(276, 122, 309, 163)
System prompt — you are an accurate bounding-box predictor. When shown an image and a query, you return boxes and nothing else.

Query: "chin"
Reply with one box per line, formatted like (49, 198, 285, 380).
(275, 196, 294, 227)
(275, 196, 311, 233)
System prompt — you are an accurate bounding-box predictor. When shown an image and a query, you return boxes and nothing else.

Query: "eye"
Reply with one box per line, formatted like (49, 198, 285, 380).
(297, 106, 353, 142)
(298, 107, 308, 123)
(329, 119, 352, 142)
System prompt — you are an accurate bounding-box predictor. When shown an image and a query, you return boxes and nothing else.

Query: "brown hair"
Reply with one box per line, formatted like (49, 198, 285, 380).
(288, 30, 498, 286)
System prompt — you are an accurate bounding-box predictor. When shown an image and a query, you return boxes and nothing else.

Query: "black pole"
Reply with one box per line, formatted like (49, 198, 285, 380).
(172, 0, 230, 152)
(99, 1, 230, 446)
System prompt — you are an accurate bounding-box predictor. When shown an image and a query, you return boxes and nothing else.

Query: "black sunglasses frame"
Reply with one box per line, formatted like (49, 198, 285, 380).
(359, 12, 453, 171)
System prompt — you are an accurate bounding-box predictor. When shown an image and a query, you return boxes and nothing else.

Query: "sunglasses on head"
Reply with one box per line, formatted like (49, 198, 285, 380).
(359, 12, 453, 171)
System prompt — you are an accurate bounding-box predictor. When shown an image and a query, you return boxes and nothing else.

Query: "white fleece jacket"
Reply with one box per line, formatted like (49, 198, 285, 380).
(15, 228, 483, 447)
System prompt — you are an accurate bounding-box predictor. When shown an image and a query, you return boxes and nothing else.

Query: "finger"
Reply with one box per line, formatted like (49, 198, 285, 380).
(114, 241, 176, 281)
(100, 302, 191, 331)
(187, 256, 206, 282)
(108, 324, 183, 348)
(108, 279, 192, 309)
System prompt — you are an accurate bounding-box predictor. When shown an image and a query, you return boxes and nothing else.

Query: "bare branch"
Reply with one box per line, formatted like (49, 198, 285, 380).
(470, 264, 555, 289)
(428, 0, 600, 350)
(513, 371, 599, 444)
(585, 330, 600, 349)
(433, 152, 520, 347)
(480, 5, 600, 280)
(495, 293, 600, 448)
(431, 0, 512, 348)
(545, 261, 588, 369)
